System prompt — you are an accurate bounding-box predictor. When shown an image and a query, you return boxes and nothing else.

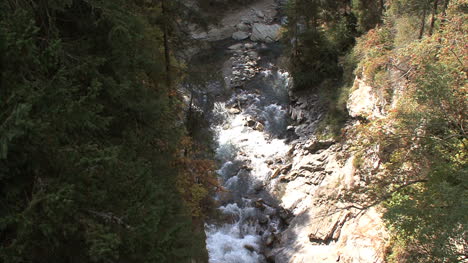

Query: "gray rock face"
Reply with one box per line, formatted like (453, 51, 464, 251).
(232, 31, 250, 40)
(265, 85, 389, 263)
(288, 92, 326, 137)
(270, 141, 388, 263)
(251, 23, 281, 43)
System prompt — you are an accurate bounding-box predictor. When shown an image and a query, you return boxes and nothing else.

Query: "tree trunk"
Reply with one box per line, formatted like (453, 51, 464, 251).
(184, 90, 194, 157)
(186, 90, 194, 132)
(161, 0, 172, 89)
(293, 2, 299, 63)
(418, 6, 427, 39)
(429, 0, 439, 36)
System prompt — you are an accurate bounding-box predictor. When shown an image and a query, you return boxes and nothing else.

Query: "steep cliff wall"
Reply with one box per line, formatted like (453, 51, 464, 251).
(265, 76, 394, 263)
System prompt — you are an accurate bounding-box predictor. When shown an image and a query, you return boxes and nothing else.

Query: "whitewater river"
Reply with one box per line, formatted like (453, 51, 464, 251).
(186, 40, 292, 262)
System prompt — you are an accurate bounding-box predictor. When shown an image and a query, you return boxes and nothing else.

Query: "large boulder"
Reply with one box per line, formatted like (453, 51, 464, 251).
(250, 23, 281, 43)
(347, 77, 386, 120)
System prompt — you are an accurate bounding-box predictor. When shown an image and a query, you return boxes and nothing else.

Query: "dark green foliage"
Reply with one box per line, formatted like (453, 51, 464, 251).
(290, 28, 341, 90)
(285, 0, 359, 90)
(1, 0, 205, 262)
(351, 0, 385, 32)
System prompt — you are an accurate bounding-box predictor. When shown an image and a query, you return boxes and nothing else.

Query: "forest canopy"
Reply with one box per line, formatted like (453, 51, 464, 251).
(1, 0, 211, 262)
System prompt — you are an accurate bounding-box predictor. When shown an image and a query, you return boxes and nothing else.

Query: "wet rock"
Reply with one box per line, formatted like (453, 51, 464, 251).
(278, 208, 293, 224)
(232, 31, 250, 40)
(244, 244, 256, 252)
(264, 233, 276, 247)
(258, 215, 269, 225)
(253, 183, 264, 193)
(254, 122, 264, 131)
(228, 108, 241, 114)
(254, 198, 265, 209)
(265, 249, 277, 263)
(245, 118, 256, 127)
(241, 165, 253, 171)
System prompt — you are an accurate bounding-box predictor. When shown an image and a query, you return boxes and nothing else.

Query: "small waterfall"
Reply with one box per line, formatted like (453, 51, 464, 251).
(205, 68, 291, 263)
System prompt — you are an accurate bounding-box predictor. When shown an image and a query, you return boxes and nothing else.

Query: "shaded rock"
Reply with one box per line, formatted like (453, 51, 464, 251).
(232, 31, 250, 40)
(278, 208, 292, 222)
(236, 22, 251, 32)
(248, 51, 259, 59)
(228, 43, 244, 50)
(253, 183, 264, 193)
(244, 43, 256, 49)
(303, 138, 335, 153)
(256, 10, 265, 18)
(258, 215, 269, 224)
(299, 164, 324, 173)
(254, 198, 265, 209)
(280, 163, 292, 174)
(265, 233, 276, 247)
(241, 165, 253, 171)
(245, 118, 256, 127)
(280, 171, 298, 182)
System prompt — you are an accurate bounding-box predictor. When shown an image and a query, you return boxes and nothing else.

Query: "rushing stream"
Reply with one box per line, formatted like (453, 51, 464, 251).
(186, 40, 292, 262)
(206, 71, 290, 262)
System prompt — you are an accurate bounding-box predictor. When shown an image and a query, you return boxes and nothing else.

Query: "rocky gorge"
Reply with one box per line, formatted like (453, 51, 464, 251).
(183, 0, 390, 262)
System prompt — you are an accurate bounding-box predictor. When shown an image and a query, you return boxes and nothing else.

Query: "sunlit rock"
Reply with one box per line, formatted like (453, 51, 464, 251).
(347, 76, 386, 120)
(251, 23, 281, 43)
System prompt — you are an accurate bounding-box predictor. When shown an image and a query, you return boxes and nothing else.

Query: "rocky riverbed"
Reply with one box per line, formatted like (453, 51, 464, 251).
(183, 1, 389, 262)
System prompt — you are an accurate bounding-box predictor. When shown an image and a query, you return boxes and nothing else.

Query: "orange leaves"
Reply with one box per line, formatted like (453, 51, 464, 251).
(174, 136, 220, 218)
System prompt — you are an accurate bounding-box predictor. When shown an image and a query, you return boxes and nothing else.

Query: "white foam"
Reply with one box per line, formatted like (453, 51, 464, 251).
(206, 68, 291, 263)
(206, 228, 261, 263)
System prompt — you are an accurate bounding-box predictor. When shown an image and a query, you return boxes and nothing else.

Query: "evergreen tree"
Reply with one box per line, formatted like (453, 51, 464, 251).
(0, 0, 207, 262)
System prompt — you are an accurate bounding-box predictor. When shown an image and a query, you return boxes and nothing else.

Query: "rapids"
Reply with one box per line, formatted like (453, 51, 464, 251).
(204, 67, 291, 262)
